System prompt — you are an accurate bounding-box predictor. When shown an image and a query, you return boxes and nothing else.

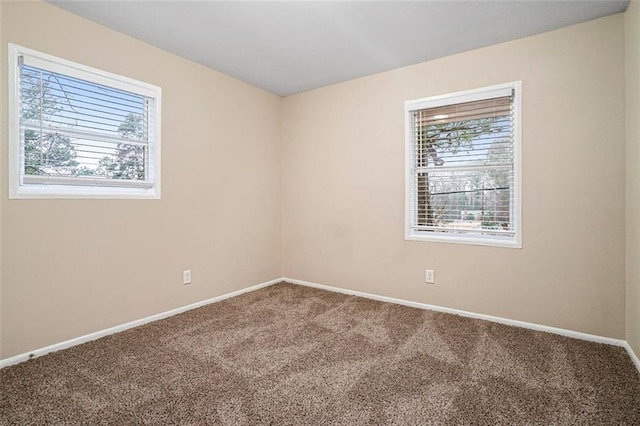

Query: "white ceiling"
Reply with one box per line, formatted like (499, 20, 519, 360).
(48, 1, 630, 96)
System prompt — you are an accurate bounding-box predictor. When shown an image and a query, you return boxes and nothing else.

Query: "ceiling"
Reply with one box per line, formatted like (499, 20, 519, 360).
(48, 1, 630, 96)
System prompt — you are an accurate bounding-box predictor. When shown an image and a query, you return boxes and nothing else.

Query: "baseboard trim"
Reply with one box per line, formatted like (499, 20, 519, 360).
(284, 277, 629, 349)
(0, 277, 283, 369)
(3, 276, 638, 375)
(623, 341, 640, 373)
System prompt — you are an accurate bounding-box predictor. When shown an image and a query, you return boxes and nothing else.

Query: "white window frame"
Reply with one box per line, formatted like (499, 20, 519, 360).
(404, 81, 522, 248)
(8, 43, 162, 199)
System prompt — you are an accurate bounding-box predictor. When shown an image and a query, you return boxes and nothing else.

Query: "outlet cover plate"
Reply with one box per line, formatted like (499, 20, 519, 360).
(425, 269, 435, 284)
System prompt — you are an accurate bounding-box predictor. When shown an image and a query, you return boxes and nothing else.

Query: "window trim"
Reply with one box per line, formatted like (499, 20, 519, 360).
(8, 43, 162, 199)
(404, 81, 522, 248)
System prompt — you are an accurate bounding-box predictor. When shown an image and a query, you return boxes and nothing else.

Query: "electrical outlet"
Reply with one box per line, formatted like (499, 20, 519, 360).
(183, 269, 192, 285)
(425, 269, 435, 284)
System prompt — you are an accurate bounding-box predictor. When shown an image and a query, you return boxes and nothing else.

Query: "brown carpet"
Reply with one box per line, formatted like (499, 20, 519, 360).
(1, 282, 639, 425)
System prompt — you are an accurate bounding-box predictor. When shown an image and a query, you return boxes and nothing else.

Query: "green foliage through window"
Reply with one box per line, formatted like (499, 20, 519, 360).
(20, 64, 150, 182)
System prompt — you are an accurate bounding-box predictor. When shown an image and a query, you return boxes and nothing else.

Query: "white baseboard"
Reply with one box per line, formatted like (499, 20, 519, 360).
(284, 277, 630, 349)
(0, 277, 283, 369)
(623, 341, 640, 373)
(3, 276, 638, 375)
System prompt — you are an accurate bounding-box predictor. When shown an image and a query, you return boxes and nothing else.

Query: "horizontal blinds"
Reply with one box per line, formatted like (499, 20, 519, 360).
(22, 53, 158, 99)
(415, 97, 511, 126)
(19, 57, 154, 186)
(23, 175, 153, 188)
(411, 93, 515, 238)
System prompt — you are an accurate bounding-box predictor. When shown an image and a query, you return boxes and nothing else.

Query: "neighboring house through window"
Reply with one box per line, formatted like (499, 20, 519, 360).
(405, 82, 522, 248)
(8, 44, 161, 199)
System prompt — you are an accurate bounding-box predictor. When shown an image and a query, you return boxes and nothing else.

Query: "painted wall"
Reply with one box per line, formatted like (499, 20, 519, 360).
(0, 0, 4, 359)
(626, 0, 640, 358)
(0, 1, 282, 358)
(282, 15, 626, 338)
(0, 2, 633, 360)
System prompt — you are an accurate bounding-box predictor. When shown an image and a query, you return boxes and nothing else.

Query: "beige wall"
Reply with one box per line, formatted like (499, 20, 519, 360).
(0, 1, 282, 358)
(282, 15, 626, 338)
(0, 0, 4, 358)
(626, 0, 640, 358)
(0, 2, 634, 360)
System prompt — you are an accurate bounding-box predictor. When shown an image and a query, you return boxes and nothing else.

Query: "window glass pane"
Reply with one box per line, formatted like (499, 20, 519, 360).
(9, 44, 161, 198)
(21, 65, 148, 141)
(413, 102, 512, 169)
(416, 169, 514, 235)
(98, 144, 146, 181)
(23, 129, 81, 177)
(20, 64, 151, 182)
(406, 85, 520, 246)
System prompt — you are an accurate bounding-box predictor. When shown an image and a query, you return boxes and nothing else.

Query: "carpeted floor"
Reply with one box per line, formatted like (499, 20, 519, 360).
(1, 282, 639, 425)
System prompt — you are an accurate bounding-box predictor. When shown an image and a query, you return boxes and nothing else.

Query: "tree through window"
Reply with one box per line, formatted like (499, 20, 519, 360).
(9, 44, 161, 199)
(405, 83, 521, 248)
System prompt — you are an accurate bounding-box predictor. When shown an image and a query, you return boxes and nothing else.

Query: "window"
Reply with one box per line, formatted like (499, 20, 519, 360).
(405, 82, 521, 248)
(8, 44, 161, 199)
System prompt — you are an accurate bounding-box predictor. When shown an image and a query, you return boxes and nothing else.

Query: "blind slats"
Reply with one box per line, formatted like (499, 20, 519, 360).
(22, 124, 149, 148)
(24, 174, 153, 188)
(20, 58, 155, 185)
(409, 91, 515, 238)
(22, 75, 146, 109)
(416, 98, 511, 126)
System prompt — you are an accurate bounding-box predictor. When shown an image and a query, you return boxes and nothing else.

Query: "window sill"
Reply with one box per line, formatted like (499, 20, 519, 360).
(405, 231, 522, 248)
(9, 184, 161, 200)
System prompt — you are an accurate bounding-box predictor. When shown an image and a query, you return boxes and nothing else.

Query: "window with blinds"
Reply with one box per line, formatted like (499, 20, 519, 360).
(8, 44, 161, 199)
(405, 82, 522, 248)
